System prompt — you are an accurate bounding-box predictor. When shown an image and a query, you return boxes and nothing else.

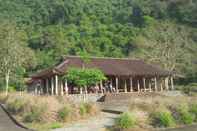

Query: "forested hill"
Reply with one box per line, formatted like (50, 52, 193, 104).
(0, 0, 197, 88)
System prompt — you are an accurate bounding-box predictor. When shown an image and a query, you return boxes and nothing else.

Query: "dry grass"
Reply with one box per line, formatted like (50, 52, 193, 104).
(0, 93, 100, 130)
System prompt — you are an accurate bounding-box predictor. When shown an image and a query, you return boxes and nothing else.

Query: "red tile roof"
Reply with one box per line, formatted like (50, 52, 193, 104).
(31, 56, 172, 78)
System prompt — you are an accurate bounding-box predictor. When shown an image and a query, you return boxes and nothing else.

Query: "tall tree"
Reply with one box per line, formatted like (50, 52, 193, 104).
(0, 21, 35, 95)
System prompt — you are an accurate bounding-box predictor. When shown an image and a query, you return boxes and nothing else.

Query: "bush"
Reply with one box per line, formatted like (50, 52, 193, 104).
(58, 105, 71, 122)
(6, 97, 27, 114)
(151, 111, 176, 127)
(182, 83, 197, 95)
(23, 105, 45, 123)
(190, 104, 197, 122)
(176, 105, 195, 125)
(79, 103, 87, 116)
(116, 112, 136, 129)
(50, 122, 63, 129)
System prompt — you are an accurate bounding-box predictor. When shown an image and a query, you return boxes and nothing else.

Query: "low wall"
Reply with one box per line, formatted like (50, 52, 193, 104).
(66, 93, 104, 103)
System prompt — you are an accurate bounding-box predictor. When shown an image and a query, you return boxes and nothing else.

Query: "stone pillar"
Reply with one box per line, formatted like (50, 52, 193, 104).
(124, 79, 127, 93)
(137, 79, 140, 92)
(46, 78, 49, 94)
(171, 76, 174, 90)
(160, 78, 163, 91)
(60, 81, 64, 96)
(100, 80, 103, 94)
(149, 79, 152, 92)
(80, 87, 83, 94)
(51, 77, 54, 95)
(143, 78, 146, 92)
(65, 79, 68, 94)
(55, 75, 58, 95)
(154, 77, 157, 91)
(130, 77, 133, 92)
(116, 77, 119, 93)
(165, 77, 169, 90)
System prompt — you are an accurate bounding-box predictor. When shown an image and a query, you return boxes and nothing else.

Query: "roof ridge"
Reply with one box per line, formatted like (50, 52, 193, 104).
(64, 55, 141, 61)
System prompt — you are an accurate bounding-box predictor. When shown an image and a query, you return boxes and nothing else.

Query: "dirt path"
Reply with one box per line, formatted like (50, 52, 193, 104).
(53, 112, 119, 131)
(0, 106, 28, 131)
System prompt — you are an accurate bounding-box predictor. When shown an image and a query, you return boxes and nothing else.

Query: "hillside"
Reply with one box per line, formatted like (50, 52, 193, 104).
(0, 0, 196, 90)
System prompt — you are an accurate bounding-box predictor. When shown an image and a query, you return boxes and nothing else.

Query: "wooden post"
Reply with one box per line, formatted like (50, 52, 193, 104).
(171, 76, 174, 90)
(55, 75, 58, 95)
(51, 77, 54, 95)
(160, 79, 163, 91)
(60, 81, 64, 96)
(154, 77, 157, 91)
(137, 79, 140, 92)
(130, 77, 133, 92)
(124, 79, 127, 93)
(46, 78, 49, 94)
(80, 87, 83, 94)
(65, 79, 68, 94)
(100, 80, 103, 94)
(165, 77, 169, 90)
(116, 77, 119, 93)
(143, 78, 146, 92)
(149, 79, 152, 92)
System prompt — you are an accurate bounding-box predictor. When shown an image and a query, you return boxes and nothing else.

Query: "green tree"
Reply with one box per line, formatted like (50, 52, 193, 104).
(63, 68, 106, 96)
(0, 21, 35, 95)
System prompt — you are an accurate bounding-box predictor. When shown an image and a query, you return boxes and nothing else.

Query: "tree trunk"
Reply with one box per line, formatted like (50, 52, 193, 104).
(5, 70, 10, 96)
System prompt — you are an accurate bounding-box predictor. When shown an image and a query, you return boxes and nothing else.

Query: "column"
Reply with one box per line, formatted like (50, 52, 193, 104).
(160, 78, 163, 91)
(60, 81, 64, 96)
(46, 78, 49, 94)
(143, 78, 146, 92)
(124, 79, 127, 93)
(154, 77, 157, 91)
(51, 77, 54, 95)
(137, 79, 140, 92)
(165, 77, 169, 90)
(100, 80, 103, 94)
(55, 75, 58, 95)
(65, 79, 68, 94)
(116, 77, 119, 93)
(171, 76, 174, 90)
(149, 79, 152, 92)
(130, 77, 133, 92)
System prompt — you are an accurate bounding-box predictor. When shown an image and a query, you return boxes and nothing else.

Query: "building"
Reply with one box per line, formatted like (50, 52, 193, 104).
(28, 56, 174, 95)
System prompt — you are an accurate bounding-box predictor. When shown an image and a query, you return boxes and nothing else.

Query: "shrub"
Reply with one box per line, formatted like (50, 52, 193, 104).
(190, 104, 197, 122)
(79, 103, 87, 116)
(116, 112, 136, 129)
(151, 111, 176, 127)
(23, 105, 45, 123)
(6, 97, 27, 114)
(58, 105, 71, 122)
(50, 122, 63, 129)
(176, 105, 195, 125)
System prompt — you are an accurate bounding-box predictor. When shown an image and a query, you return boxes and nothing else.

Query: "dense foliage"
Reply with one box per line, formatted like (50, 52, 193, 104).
(64, 68, 106, 90)
(0, 0, 196, 90)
